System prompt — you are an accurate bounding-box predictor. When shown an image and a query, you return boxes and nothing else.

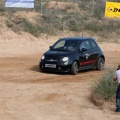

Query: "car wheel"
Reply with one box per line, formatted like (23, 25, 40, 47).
(96, 57, 105, 70)
(71, 61, 79, 75)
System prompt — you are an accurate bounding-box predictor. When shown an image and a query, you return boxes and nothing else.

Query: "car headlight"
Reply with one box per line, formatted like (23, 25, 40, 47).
(62, 57, 69, 62)
(41, 55, 45, 60)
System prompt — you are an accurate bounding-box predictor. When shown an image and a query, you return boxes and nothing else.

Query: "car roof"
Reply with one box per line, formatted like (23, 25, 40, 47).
(59, 37, 95, 41)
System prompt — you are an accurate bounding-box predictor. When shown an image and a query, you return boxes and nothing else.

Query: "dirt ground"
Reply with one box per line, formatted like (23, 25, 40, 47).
(0, 30, 120, 120)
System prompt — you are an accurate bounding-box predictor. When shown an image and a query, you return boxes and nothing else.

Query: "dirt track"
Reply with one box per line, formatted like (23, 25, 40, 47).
(0, 50, 120, 120)
(0, 28, 120, 120)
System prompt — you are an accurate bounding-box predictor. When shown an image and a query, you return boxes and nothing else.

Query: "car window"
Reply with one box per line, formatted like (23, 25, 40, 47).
(90, 41, 97, 48)
(64, 41, 79, 52)
(80, 41, 91, 51)
(54, 40, 65, 49)
(53, 40, 79, 52)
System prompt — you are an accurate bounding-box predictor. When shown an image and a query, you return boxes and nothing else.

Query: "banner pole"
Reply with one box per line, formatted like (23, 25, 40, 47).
(40, 0, 42, 14)
(92, 0, 94, 16)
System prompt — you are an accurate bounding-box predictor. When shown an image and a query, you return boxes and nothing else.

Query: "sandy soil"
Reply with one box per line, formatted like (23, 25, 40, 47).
(0, 29, 120, 120)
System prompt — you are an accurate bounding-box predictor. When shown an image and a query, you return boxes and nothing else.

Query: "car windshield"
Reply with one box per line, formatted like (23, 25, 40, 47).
(52, 40, 79, 52)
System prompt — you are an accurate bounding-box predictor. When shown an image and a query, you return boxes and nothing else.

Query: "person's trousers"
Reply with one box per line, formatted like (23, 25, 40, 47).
(116, 84, 120, 111)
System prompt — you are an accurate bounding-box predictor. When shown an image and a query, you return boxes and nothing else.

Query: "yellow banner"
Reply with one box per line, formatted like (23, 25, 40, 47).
(105, 2, 120, 18)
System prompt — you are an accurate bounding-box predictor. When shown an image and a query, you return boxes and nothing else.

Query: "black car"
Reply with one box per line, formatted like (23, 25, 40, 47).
(39, 37, 105, 75)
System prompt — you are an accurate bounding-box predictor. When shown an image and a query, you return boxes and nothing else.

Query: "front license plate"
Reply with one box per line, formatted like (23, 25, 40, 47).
(45, 64, 56, 68)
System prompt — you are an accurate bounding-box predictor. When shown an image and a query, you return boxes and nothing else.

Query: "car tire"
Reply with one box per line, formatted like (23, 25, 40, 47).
(71, 61, 79, 75)
(96, 57, 105, 70)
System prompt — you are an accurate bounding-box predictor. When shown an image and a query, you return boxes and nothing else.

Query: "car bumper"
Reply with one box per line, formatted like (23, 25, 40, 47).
(39, 62, 71, 72)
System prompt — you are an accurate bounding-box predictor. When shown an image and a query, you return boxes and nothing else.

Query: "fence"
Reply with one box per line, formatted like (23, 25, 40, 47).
(1, 0, 118, 14)
(0, 0, 4, 11)
(0, 0, 102, 14)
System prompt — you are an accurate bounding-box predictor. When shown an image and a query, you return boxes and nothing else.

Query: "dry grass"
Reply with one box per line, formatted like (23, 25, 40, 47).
(0, 0, 119, 42)
(90, 68, 118, 107)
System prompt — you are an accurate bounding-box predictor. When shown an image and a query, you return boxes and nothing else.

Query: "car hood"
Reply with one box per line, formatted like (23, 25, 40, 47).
(44, 50, 74, 57)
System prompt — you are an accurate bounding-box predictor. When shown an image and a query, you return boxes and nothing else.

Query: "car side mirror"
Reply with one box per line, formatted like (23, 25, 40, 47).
(49, 46, 53, 50)
(79, 48, 87, 52)
(81, 48, 87, 51)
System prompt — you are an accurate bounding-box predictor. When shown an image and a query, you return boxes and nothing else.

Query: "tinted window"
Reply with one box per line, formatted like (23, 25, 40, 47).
(80, 41, 91, 51)
(53, 40, 79, 52)
(54, 40, 65, 49)
(90, 41, 97, 48)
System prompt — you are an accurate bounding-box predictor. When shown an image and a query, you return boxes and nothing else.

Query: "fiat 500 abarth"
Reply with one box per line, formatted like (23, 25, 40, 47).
(39, 37, 105, 75)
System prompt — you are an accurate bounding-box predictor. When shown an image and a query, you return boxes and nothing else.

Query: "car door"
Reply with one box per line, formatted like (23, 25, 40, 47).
(79, 40, 93, 70)
(89, 40, 99, 64)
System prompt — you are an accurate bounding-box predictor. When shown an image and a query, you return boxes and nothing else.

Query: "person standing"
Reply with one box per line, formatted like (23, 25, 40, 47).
(114, 64, 120, 112)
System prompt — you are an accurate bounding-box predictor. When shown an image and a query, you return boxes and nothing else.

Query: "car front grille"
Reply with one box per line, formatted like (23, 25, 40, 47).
(44, 56, 62, 64)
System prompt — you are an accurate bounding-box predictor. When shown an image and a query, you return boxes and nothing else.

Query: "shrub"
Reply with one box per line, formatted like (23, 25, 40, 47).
(0, 7, 5, 12)
(6, 20, 13, 28)
(93, 1, 105, 19)
(91, 68, 118, 101)
(23, 19, 41, 37)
